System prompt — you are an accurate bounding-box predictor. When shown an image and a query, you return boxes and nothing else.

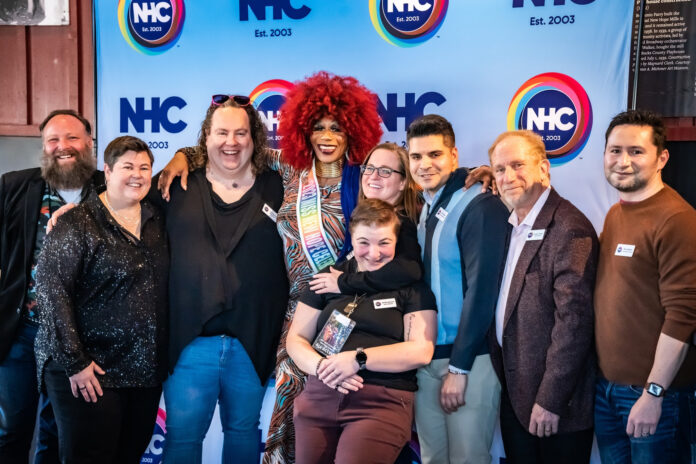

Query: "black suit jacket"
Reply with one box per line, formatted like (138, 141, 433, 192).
(489, 188, 598, 433)
(0, 168, 104, 362)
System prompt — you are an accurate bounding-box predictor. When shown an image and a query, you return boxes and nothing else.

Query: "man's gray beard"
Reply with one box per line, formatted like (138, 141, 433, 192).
(41, 148, 97, 190)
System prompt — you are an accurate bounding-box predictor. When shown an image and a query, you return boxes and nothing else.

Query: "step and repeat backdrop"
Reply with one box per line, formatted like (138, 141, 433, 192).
(94, 1, 632, 463)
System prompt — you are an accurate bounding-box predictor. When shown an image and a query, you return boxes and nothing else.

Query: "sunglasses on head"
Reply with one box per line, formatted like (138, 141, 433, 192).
(211, 94, 251, 107)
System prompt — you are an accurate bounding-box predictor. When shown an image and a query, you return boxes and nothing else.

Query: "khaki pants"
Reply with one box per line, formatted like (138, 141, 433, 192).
(415, 354, 501, 464)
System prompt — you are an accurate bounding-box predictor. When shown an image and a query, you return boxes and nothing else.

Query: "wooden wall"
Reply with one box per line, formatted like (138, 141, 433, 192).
(0, 0, 93, 137)
(664, 118, 696, 141)
(0, 1, 693, 143)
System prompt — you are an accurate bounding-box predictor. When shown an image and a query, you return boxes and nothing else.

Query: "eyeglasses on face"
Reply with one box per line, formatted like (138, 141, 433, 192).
(360, 164, 405, 178)
(211, 94, 251, 107)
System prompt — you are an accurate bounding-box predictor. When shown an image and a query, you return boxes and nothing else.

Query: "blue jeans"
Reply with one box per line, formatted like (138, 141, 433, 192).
(0, 322, 58, 464)
(595, 376, 692, 464)
(163, 336, 266, 464)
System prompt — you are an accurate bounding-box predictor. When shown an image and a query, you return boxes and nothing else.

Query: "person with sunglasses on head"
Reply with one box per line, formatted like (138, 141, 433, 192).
(153, 96, 289, 464)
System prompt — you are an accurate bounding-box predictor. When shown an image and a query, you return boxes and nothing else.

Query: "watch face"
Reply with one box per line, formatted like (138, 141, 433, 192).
(647, 383, 664, 397)
(356, 351, 367, 363)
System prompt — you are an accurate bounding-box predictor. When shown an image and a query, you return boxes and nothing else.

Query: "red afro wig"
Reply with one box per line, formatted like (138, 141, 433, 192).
(278, 71, 383, 170)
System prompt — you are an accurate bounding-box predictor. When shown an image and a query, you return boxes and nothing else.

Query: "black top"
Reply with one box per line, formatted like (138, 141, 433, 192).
(0, 168, 104, 363)
(34, 193, 169, 390)
(300, 259, 436, 392)
(337, 212, 422, 294)
(202, 180, 255, 336)
(153, 168, 289, 382)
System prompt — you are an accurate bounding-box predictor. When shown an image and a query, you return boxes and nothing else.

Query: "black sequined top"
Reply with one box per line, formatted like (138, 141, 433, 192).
(35, 193, 169, 390)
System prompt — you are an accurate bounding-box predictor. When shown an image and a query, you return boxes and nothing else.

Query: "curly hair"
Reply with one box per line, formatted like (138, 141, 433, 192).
(278, 71, 383, 170)
(196, 99, 269, 175)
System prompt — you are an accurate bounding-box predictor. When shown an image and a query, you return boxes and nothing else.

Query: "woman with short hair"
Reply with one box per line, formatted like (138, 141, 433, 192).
(35, 135, 168, 464)
(287, 199, 437, 464)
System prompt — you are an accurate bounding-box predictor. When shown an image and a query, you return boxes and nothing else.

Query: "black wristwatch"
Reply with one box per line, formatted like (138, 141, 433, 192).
(355, 347, 367, 370)
(645, 382, 665, 398)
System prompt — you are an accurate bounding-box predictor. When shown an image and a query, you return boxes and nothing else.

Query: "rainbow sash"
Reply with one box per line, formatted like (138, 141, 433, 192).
(297, 159, 338, 273)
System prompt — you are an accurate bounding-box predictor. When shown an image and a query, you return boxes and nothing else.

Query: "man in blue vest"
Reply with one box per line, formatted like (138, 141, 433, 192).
(408, 114, 509, 464)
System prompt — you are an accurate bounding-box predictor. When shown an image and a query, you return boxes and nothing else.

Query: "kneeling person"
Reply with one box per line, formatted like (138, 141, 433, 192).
(287, 199, 437, 464)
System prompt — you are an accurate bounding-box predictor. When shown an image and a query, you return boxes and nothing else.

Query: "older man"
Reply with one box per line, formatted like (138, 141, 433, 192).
(594, 109, 696, 463)
(487, 130, 597, 463)
(0, 109, 102, 464)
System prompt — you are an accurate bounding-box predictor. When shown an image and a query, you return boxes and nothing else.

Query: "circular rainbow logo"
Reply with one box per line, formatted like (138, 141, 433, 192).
(140, 407, 166, 463)
(249, 79, 295, 149)
(369, 0, 448, 48)
(118, 0, 185, 55)
(507, 73, 592, 166)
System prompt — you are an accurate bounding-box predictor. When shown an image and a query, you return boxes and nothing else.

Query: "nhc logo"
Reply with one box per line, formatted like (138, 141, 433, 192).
(507, 73, 592, 166)
(118, 0, 185, 55)
(249, 79, 294, 149)
(140, 408, 166, 464)
(378, 92, 446, 132)
(239, 0, 311, 21)
(512, 0, 595, 7)
(120, 97, 187, 133)
(370, 0, 448, 48)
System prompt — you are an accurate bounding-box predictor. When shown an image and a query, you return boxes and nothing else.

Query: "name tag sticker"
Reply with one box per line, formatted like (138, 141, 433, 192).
(615, 244, 635, 257)
(373, 298, 397, 309)
(526, 229, 545, 241)
(435, 207, 448, 222)
(262, 204, 278, 222)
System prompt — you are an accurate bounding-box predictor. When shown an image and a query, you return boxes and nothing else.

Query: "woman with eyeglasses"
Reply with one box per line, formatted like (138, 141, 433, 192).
(158, 96, 289, 464)
(309, 142, 423, 297)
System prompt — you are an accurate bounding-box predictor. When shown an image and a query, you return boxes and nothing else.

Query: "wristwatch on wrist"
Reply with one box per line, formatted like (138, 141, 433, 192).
(355, 347, 367, 371)
(645, 382, 665, 398)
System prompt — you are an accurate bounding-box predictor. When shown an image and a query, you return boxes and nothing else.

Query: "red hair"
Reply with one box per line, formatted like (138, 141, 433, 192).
(278, 71, 383, 170)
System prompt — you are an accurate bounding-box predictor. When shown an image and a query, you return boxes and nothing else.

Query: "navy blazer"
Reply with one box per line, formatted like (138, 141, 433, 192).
(0, 168, 104, 362)
(489, 188, 598, 433)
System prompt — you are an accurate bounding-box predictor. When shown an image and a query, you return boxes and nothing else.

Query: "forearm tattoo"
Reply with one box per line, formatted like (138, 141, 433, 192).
(405, 314, 415, 341)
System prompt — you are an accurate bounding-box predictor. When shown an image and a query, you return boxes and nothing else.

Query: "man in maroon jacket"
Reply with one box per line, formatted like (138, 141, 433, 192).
(488, 130, 598, 464)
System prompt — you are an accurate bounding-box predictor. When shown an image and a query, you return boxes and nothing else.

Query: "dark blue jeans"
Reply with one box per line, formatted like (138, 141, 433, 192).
(595, 376, 693, 464)
(0, 322, 58, 464)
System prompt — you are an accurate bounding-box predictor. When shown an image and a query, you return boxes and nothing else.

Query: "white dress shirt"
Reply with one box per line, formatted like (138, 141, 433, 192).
(495, 187, 551, 346)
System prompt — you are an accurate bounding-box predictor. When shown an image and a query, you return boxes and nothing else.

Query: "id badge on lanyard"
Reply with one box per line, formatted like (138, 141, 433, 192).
(312, 295, 362, 356)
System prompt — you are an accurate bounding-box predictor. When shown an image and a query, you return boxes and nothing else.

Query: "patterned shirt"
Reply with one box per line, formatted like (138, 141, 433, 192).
(23, 185, 65, 323)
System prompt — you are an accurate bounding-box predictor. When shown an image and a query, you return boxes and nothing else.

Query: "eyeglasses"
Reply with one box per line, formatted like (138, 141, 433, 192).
(360, 164, 405, 178)
(211, 94, 251, 107)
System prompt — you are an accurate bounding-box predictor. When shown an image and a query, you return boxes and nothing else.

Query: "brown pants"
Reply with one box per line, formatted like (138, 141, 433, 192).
(294, 376, 414, 464)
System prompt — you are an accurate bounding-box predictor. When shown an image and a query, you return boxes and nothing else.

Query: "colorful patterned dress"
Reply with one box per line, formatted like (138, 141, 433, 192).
(263, 152, 346, 464)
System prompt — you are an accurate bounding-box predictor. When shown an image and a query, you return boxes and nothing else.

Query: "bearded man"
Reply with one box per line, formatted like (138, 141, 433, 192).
(0, 109, 102, 464)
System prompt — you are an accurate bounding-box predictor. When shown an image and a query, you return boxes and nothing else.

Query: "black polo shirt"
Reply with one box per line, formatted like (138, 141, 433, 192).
(299, 259, 436, 391)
